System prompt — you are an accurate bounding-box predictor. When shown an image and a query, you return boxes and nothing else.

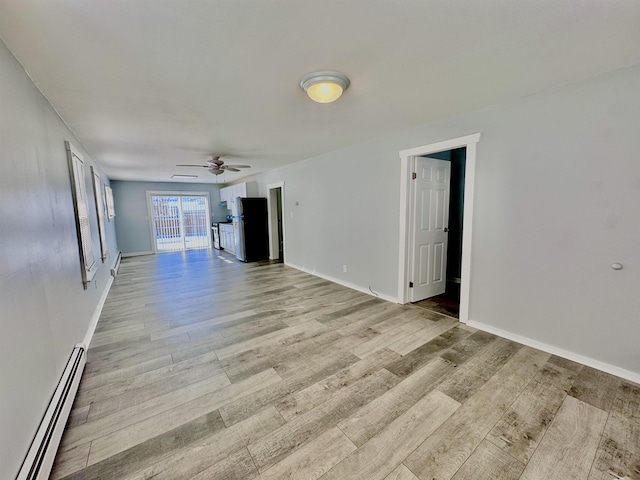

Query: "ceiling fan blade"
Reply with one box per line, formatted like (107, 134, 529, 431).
(176, 164, 209, 167)
(222, 167, 241, 172)
(224, 165, 251, 169)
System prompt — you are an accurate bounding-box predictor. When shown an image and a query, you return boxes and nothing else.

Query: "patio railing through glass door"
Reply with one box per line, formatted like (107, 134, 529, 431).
(150, 194, 211, 252)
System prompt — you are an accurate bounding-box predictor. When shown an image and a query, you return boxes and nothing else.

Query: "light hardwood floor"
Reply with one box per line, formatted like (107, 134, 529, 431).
(52, 249, 640, 479)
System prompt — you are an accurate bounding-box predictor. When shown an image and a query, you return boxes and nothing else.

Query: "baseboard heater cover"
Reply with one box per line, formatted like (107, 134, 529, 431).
(111, 251, 122, 277)
(16, 344, 86, 480)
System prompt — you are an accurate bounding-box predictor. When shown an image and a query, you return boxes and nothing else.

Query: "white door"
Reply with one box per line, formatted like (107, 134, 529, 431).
(411, 156, 451, 302)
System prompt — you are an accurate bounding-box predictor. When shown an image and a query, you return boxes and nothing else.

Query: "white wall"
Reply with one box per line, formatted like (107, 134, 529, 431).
(243, 65, 640, 377)
(0, 39, 118, 477)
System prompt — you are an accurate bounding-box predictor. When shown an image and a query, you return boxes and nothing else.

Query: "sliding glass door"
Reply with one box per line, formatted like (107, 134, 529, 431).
(148, 193, 212, 253)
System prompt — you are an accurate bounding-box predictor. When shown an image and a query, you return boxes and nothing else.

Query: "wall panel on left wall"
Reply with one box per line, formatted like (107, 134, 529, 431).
(0, 38, 118, 478)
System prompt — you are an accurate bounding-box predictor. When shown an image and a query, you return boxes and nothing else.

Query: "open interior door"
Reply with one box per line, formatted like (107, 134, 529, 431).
(410, 156, 451, 302)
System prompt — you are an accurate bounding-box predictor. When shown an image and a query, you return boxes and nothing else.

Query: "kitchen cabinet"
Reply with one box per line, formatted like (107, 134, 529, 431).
(218, 223, 235, 255)
(220, 181, 258, 210)
(220, 187, 230, 204)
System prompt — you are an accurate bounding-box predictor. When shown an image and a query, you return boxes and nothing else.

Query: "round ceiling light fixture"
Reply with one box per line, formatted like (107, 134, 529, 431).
(300, 71, 350, 103)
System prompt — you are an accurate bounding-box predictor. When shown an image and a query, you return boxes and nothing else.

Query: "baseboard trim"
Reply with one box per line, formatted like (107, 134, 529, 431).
(16, 345, 86, 480)
(285, 262, 399, 304)
(83, 275, 113, 348)
(110, 251, 122, 277)
(466, 319, 640, 385)
(122, 251, 154, 258)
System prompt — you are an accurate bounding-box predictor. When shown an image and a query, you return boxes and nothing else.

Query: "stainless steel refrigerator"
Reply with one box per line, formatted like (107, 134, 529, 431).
(231, 197, 269, 262)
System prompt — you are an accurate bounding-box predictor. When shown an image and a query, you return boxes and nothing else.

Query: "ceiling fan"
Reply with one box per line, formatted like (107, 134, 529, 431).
(176, 156, 251, 176)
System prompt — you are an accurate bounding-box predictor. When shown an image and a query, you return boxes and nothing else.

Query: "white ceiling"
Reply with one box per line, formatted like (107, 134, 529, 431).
(2, 1, 640, 184)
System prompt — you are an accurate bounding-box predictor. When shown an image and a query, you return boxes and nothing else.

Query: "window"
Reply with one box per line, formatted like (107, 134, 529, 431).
(105, 184, 115, 220)
(91, 167, 108, 262)
(147, 192, 212, 252)
(66, 141, 97, 288)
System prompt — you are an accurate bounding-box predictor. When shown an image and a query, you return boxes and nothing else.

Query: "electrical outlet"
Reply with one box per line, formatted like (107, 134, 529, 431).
(343, 265, 347, 273)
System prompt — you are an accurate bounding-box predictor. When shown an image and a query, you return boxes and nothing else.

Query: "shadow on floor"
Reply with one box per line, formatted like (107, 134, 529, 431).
(412, 282, 460, 319)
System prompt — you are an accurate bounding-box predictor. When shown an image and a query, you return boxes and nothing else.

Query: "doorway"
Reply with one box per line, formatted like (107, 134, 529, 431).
(411, 149, 465, 318)
(397, 133, 481, 323)
(267, 182, 286, 262)
(147, 192, 212, 253)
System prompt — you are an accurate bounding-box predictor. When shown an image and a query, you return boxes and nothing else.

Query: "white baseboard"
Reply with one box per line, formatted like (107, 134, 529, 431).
(122, 251, 154, 258)
(83, 275, 113, 348)
(285, 262, 399, 304)
(110, 251, 122, 277)
(466, 319, 640, 385)
(16, 346, 86, 480)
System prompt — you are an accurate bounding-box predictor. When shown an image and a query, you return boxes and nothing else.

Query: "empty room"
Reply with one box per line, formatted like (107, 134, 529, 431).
(1, 1, 640, 479)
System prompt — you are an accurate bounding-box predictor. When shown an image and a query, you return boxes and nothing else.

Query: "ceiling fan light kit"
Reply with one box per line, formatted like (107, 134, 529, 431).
(300, 71, 350, 103)
(176, 156, 252, 176)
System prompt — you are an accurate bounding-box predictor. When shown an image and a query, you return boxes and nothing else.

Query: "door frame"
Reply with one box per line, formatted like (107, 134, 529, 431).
(146, 190, 212, 253)
(266, 181, 286, 261)
(397, 133, 481, 322)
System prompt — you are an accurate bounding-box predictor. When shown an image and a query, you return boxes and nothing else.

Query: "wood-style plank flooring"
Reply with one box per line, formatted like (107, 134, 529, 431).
(413, 282, 460, 319)
(52, 249, 640, 479)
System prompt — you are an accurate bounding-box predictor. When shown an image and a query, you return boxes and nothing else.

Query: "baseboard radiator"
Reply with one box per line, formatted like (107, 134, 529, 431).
(111, 251, 122, 277)
(16, 344, 86, 480)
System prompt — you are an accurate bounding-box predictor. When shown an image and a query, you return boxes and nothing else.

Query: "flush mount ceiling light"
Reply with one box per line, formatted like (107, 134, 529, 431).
(300, 71, 350, 103)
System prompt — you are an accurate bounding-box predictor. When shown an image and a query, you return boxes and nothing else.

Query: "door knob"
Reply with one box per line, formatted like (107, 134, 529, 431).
(444, 227, 449, 232)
